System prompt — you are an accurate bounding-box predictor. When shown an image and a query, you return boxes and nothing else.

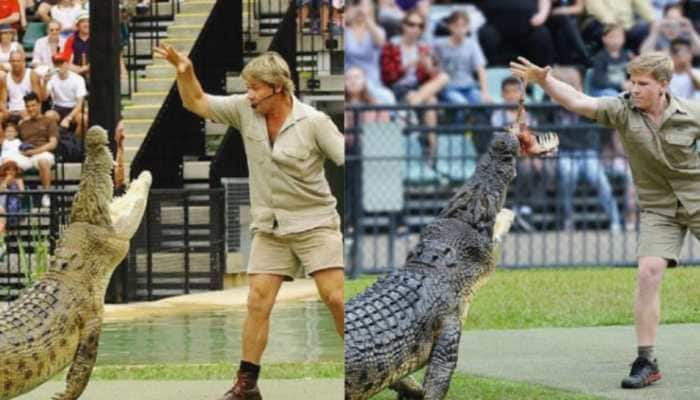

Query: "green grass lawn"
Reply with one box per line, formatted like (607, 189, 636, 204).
(371, 372, 604, 400)
(346, 267, 700, 330)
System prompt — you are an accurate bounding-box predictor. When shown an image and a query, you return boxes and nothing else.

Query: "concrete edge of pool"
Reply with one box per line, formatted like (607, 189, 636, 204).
(103, 279, 322, 321)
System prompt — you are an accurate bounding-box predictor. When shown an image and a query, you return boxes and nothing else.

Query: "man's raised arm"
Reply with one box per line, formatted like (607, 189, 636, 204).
(510, 56, 600, 120)
(153, 44, 211, 119)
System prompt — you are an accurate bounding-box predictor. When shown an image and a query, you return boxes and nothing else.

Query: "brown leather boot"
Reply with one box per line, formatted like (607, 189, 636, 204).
(220, 370, 262, 400)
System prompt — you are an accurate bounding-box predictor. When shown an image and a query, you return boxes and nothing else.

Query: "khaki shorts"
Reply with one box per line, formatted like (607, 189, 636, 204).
(637, 205, 700, 267)
(248, 225, 344, 281)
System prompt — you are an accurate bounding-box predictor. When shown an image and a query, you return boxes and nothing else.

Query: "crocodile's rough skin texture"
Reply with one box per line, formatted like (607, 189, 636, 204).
(0, 126, 152, 400)
(345, 132, 522, 400)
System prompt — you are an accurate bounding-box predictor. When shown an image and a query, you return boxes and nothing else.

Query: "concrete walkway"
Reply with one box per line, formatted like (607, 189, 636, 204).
(458, 323, 700, 400)
(15, 379, 343, 400)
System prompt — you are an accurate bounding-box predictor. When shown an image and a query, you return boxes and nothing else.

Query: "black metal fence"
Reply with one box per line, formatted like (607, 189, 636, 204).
(345, 103, 700, 276)
(0, 188, 226, 302)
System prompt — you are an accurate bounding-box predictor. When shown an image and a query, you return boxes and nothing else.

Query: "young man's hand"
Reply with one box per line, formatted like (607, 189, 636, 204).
(509, 56, 551, 86)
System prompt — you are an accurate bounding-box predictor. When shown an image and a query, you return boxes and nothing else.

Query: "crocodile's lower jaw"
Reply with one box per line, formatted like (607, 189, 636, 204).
(110, 171, 152, 240)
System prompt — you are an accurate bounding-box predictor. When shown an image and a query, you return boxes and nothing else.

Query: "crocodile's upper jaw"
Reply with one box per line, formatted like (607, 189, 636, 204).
(109, 171, 152, 240)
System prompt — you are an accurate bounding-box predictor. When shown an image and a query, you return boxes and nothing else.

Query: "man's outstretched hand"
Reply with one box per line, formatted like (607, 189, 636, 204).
(509, 56, 551, 86)
(153, 44, 192, 74)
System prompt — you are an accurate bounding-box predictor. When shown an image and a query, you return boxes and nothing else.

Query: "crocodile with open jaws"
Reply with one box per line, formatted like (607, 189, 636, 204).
(0, 126, 152, 400)
(344, 95, 559, 400)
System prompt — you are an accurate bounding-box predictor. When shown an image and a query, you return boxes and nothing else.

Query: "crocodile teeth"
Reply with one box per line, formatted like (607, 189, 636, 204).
(533, 132, 559, 154)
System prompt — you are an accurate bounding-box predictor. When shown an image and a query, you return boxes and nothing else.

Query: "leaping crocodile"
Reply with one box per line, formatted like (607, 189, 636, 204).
(344, 99, 559, 400)
(0, 126, 152, 400)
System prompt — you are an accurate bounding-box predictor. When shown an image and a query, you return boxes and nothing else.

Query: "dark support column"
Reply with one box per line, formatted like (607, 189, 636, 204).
(91, 2, 123, 302)
(88, 2, 121, 151)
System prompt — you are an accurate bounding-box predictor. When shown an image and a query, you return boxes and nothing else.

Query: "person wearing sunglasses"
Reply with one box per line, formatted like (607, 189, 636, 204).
(381, 9, 448, 162)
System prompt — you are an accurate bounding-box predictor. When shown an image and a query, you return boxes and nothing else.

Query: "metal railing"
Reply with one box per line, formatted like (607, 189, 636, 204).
(123, 0, 180, 97)
(345, 103, 700, 276)
(0, 188, 226, 303)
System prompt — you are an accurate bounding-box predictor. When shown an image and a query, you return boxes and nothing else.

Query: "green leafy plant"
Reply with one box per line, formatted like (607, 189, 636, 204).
(17, 225, 51, 287)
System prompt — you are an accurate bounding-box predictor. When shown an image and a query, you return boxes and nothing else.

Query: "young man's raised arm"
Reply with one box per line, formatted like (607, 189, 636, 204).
(510, 56, 600, 120)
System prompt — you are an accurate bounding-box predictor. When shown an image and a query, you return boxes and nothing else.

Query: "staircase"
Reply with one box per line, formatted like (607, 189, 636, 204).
(60, 0, 344, 185)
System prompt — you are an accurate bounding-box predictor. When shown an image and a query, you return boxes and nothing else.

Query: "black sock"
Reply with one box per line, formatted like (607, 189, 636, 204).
(638, 345, 654, 362)
(240, 360, 261, 380)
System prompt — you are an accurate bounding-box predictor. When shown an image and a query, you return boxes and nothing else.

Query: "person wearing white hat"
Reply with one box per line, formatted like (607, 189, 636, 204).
(61, 10, 89, 76)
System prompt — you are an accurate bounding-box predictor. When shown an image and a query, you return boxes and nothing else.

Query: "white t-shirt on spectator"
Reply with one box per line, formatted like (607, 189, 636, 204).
(48, 71, 87, 108)
(32, 36, 66, 71)
(1, 138, 21, 158)
(50, 5, 82, 35)
(670, 70, 700, 100)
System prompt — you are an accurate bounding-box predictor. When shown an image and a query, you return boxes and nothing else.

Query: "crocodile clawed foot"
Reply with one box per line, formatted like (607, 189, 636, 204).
(51, 391, 75, 400)
(390, 376, 425, 400)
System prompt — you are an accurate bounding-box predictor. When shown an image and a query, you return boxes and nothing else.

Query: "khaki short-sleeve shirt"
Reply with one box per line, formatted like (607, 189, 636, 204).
(595, 93, 700, 217)
(206, 94, 344, 235)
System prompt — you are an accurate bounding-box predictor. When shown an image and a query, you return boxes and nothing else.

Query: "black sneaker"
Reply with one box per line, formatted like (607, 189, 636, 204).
(621, 357, 662, 389)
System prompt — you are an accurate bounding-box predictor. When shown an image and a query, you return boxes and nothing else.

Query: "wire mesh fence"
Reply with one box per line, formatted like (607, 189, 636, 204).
(345, 103, 700, 276)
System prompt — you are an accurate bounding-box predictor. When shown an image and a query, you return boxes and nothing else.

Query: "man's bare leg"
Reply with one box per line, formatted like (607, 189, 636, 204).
(242, 273, 285, 364)
(621, 255, 666, 389)
(37, 159, 52, 189)
(312, 267, 344, 338)
(635, 256, 667, 347)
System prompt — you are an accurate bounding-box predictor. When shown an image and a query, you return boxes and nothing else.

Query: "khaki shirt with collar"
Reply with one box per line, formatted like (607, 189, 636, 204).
(595, 93, 700, 217)
(206, 93, 344, 235)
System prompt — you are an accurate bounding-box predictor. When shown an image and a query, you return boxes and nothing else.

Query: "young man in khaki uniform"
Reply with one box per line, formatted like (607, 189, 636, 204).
(154, 46, 345, 400)
(510, 52, 700, 389)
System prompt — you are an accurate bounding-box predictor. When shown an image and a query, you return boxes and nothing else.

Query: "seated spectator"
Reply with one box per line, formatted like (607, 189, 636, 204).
(377, 0, 404, 38)
(474, 0, 555, 67)
(0, 160, 24, 235)
(345, 0, 396, 104)
(0, 120, 21, 163)
(31, 20, 65, 78)
(43, 53, 87, 135)
(345, 65, 390, 130)
(50, 0, 82, 38)
(434, 10, 489, 106)
(381, 9, 448, 161)
(0, 0, 19, 31)
(668, 37, 700, 99)
(581, 0, 654, 53)
(297, 0, 330, 36)
(640, 3, 700, 54)
(600, 128, 638, 230)
(652, 0, 683, 19)
(0, 24, 19, 72)
(11, 92, 57, 208)
(2, 50, 45, 120)
(590, 24, 633, 97)
(61, 11, 89, 78)
(547, 0, 590, 65)
(551, 66, 622, 232)
(36, 0, 59, 24)
(490, 76, 542, 230)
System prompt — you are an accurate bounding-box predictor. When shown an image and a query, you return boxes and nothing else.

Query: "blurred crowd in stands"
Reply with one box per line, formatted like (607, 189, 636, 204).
(345, 0, 700, 232)
(0, 0, 140, 242)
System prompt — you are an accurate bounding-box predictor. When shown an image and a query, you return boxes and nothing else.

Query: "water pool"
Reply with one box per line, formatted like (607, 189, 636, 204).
(97, 301, 342, 365)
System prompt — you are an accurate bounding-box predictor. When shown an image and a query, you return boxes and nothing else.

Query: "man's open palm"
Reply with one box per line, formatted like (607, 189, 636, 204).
(509, 56, 550, 85)
(153, 44, 191, 74)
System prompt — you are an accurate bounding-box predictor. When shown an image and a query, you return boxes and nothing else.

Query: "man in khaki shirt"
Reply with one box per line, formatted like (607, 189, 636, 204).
(154, 46, 344, 400)
(511, 52, 700, 389)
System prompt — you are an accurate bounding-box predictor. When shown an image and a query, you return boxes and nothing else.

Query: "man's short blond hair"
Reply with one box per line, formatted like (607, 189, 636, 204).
(627, 52, 674, 83)
(241, 51, 295, 95)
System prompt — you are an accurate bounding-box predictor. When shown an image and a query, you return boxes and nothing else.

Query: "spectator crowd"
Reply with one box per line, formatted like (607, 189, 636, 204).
(345, 0, 700, 232)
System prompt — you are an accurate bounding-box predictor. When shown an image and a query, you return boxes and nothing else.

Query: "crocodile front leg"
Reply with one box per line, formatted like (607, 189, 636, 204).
(51, 320, 102, 400)
(390, 375, 424, 399)
(423, 315, 462, 400)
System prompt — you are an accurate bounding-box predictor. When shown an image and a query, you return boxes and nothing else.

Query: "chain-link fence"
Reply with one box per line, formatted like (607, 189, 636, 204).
(345, 103, 700, 276)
